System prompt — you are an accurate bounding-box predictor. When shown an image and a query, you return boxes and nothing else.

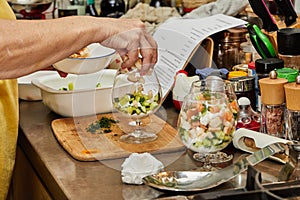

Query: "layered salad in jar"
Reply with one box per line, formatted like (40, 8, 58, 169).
(178, 92, 236, 153)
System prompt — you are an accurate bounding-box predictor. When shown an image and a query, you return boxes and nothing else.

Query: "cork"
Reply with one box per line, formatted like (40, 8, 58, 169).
(259, 77, 288, 105)
(284, 82, 300, 110)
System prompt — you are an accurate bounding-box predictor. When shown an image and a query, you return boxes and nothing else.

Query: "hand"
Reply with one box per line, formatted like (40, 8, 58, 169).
(100, 19, 157, 75)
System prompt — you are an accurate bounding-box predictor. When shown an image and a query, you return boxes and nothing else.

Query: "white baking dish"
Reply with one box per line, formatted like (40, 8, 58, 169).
(32, 69, 117, 117)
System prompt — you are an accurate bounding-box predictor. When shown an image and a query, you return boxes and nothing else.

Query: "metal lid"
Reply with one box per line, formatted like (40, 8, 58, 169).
(255, 58, 284, 74)
(277, 28, 300, 55)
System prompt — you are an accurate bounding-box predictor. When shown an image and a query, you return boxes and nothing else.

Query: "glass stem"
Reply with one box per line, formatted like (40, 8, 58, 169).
(134, 119, 142, 137)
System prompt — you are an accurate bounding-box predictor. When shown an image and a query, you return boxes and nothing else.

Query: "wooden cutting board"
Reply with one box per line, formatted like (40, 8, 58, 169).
(51, 113, 185, 161)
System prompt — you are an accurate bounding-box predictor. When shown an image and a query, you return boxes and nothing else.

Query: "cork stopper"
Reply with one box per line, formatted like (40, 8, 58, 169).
(284, 75, 300, 110)
(259, 70, 288, 105)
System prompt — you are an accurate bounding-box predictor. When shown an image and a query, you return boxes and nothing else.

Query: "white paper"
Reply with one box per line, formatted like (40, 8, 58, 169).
(153, 14, 247, 98)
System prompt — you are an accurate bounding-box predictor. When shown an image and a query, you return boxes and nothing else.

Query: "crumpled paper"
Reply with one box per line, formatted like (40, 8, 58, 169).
(121, 153, 164, 185)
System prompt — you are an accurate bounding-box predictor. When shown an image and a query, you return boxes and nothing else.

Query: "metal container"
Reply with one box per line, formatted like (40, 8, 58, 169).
(229, 76, 256, 110)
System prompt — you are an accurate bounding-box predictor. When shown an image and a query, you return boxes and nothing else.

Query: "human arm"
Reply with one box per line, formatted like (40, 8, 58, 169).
(0, 16, 157, 79)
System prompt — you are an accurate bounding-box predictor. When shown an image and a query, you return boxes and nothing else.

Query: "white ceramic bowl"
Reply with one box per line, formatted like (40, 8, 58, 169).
(31, 69, 117, 117)
(53, 43, 116, 74)
(17, 70, 59, 101)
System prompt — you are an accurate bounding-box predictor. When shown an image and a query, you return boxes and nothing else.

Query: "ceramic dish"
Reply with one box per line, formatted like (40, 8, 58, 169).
(32, 69, 117, 117)
(53, 43, 116, 74)
(17, 70, 59, 101)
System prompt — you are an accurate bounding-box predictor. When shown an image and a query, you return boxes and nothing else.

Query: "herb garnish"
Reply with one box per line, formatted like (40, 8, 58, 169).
(86, 117, 118, 134)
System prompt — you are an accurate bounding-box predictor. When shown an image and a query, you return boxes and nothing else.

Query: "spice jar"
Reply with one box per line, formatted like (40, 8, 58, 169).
(284, 75, 300, 141)
(259, 71, 288, 138)
(277, 28, 300, 70)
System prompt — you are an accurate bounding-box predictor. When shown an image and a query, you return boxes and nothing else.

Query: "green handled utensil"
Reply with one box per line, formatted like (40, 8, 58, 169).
(246, 23, 277, 59)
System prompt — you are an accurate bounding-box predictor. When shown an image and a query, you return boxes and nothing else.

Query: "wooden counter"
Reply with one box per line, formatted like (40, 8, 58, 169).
(14, 100, 283, 200)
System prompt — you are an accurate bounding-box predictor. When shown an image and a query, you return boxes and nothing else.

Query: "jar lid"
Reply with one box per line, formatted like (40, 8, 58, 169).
(255, 58, 284, 73)
(276, 68, 298, 82)
(277, 28, 300, 55)
(284, 77, 300, 110)
(228, 71, 248, 79)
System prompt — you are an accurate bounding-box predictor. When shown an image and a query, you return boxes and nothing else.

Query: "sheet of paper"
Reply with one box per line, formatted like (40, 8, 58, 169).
(153, 14, 247, 98)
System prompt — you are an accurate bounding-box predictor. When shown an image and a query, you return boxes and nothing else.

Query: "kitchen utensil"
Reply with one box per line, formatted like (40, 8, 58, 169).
(274, 0, 298, 27)
(248, 0, 278, 32)
(53, 43, 115, 74)
(51, 113, 185, 161)
(246, 23, 277, 59)
(233, 128, 290, 164)
(143, 142, 285, 192)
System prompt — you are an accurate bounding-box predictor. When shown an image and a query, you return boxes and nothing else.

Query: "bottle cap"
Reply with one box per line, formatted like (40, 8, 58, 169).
(276, 68, 298, 83)
(277, 28, 300, 55)
(284, 75, 300, 110)
(255, 58, 284, 74)
(238, 97, 251, 106)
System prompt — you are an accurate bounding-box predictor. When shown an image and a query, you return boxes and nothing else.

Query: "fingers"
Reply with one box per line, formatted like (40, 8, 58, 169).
(100, 21, 158, 74)
(121, 49, 139, 69)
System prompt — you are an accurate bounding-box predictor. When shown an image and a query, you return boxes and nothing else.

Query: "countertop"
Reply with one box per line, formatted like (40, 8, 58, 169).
(18, 99, 283, 200)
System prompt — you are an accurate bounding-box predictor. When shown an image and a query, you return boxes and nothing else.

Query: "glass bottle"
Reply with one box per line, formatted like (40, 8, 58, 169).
(86, 0, 99, 16)
(259, 70, 288, 138)
(150, 0, 169, 7)
(236, 97, 260, 131)
(100, 0, 126, 18)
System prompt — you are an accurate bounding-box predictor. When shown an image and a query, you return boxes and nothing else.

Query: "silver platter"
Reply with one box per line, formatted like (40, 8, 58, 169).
(142, 171, 227, 192)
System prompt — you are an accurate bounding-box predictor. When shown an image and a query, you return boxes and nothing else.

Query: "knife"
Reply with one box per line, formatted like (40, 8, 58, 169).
(274, 0, 298, 27)
(248, 0, 279, 32)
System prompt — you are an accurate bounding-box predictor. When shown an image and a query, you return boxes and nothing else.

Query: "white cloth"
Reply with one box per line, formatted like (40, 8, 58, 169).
(121, 153, 164, 184)
(183, 0, 249, 19)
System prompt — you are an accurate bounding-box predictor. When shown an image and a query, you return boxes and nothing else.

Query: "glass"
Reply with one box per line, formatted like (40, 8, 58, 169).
(112, 68, 162, 144)
(190, 78, 239, 120)
(178, 91, 236, 170)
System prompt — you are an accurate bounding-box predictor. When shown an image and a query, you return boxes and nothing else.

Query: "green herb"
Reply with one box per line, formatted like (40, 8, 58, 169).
(86, 117, 118, 134)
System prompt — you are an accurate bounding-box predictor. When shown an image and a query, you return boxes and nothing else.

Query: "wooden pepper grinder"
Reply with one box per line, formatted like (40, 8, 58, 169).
(259, 70, 288, 138)
(284, 75, 300, 141)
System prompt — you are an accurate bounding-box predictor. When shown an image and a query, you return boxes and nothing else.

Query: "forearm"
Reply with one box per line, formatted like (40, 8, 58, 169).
(0, 16, 111, 79)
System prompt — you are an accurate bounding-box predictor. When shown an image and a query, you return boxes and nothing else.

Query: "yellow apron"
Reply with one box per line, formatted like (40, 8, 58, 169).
(0, 1, 18, 200)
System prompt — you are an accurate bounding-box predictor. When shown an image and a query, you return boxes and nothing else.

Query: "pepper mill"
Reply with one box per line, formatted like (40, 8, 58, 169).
(259, 70, 288, 138)
(284, 75, 300, 141)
